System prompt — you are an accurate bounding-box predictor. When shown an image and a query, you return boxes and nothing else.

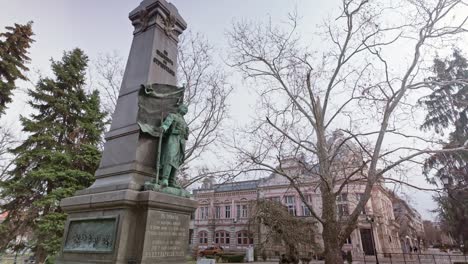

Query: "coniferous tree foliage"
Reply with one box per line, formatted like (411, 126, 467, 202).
(0, 22, 34, 116)
(420, 49, 468, 251)
(0, 48, 106, 261)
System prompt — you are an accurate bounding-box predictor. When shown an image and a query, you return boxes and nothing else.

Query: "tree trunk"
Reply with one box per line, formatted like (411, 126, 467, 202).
(286, 244, 299, 264)
(321, 189, 344, 264)
(35, 245, 47, 264)
(322, 222, 344, 264)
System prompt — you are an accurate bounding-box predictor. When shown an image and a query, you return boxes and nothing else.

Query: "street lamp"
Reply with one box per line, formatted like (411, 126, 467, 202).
(366, 215, 379, 264)
(440, 174, 466, 253)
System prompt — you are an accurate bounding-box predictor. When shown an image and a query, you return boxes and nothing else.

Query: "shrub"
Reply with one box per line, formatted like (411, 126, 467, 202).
(220, 254, 245, 263)
(45, 255, 56, 264)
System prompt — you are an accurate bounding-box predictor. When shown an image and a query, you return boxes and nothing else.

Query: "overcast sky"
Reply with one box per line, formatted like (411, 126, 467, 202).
(1, 0, 467, 220)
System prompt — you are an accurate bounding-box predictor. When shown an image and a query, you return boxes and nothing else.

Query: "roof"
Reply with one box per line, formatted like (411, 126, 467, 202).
(214, 180, 259, 192)
(195, 179, 259, 193)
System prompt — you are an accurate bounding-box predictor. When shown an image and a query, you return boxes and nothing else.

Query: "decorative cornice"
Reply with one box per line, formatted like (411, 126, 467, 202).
(129, 0, 186, 41)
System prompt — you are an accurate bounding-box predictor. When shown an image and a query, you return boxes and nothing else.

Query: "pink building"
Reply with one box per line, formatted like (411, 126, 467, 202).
(191, 172, 403, 257)
(191, 179, 258, 252)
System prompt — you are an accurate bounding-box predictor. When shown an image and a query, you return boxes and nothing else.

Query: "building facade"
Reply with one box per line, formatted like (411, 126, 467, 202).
(191, 179, 258, 252)
(391, 195, 426, 252)
(191, 173, 404, 257)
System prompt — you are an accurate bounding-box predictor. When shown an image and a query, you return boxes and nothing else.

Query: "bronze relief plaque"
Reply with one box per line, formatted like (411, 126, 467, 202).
(63, 217, 118, 253)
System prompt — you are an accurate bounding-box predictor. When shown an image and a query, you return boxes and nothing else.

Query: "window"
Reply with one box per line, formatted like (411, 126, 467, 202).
(215, 231, 230, 245)
(235, 204, 248, 218)
(336, 193, 349, 218)
(199, 231, 208, 244)
(199, 207, 209, 219)
(285, 195, 296, 216)
(337, 193, 348, 202)
(302, 194, 312, 216)
(337, 204, 349, 217)
(355, 193, 366, 214)
(302, 205, 311, 216)
(237, 231, 254, 245)
(225, 206, 231, 218)
(241, 205, 248, 218)
(361, 206, 367, 215)
(215, 206, 221, 219)
(345, 235, 352, 244)
(356, 193, 364, 201)
(269, 196, 281, 203)
(285, 195, 295, 204)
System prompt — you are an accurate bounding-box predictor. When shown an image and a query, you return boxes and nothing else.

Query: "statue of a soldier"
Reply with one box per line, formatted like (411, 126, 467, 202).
(158, 104, 189, 187)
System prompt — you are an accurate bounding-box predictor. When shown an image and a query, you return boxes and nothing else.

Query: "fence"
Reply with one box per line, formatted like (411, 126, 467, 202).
(357, 252, 468, 264)
(0, 255, 33, 264)
(261, 250, 467, 264)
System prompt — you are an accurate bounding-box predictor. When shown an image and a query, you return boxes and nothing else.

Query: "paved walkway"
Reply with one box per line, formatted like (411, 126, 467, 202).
(221, 258, 468, 264)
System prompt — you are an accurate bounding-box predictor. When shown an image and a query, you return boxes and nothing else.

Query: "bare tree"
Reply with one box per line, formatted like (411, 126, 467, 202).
(92, 51, 125, 115)
(0, 126, 17, 180)
(177, 32, 233, 187)
(93, 33, 232, 188)
(227, 0, 468, 262)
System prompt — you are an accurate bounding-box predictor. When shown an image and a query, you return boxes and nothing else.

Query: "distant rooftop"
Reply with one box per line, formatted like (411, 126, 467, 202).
(194, 179, 259, 194)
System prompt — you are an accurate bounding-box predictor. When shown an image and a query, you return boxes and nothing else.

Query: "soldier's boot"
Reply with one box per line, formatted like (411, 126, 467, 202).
(161, 165, 172, 187)
(168, 168, 180, 188)
(161, 178, 169, 187)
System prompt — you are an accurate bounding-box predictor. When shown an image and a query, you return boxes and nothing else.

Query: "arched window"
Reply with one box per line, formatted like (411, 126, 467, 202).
(199, 231, 208, 244)
(237, 231, 254, 245)
(215, 231, 230, 245)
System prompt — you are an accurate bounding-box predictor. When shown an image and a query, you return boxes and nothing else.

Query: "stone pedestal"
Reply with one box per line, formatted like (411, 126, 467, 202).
(56, 1, 197, 263)
(56, 191, 197, 264)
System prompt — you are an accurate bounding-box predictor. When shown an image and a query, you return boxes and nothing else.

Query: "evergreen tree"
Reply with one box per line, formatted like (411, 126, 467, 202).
(0, 48, 106, 261)
(0, 22, 34, 116)
(420, 49, 468, 251)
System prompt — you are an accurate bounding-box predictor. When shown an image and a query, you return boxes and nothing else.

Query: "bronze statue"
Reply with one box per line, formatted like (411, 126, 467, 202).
(159, 104, 189, 187)
(137, 84, 191, 196)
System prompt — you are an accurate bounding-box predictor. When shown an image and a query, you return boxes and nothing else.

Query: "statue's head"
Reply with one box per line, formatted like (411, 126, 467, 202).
(177, 104, 188, 115)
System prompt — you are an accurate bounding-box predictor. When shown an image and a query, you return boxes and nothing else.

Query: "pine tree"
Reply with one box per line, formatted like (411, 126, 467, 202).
(0, 48, 106, 261)
(0, 22, 34, 116)
(421, 49, 468, 181)
(420, 49, 468, 251)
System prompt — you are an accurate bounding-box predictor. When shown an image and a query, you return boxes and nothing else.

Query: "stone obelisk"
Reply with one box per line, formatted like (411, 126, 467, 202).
(56, 1, 197, 263)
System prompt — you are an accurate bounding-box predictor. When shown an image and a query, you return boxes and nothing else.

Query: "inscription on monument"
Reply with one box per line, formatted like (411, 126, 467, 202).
(156, 50, 173, 65)
(153, 49, 175, 76)
(63, 217, 117, 253)
(143, 210, 189, 259)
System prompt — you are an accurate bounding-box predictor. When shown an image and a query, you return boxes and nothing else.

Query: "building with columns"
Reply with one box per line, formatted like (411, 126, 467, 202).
(190, 169, 404, 257)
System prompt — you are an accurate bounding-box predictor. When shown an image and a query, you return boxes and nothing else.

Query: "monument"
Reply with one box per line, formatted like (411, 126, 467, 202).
(56, 0, 197, 263)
